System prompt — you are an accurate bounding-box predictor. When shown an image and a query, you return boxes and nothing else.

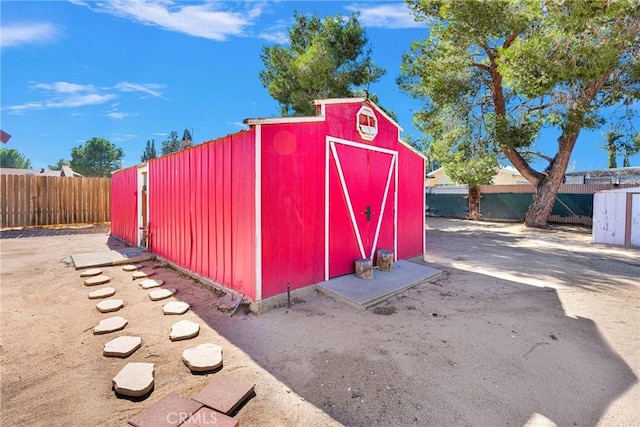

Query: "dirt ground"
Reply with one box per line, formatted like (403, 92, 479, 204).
(1, 218, 639, 427)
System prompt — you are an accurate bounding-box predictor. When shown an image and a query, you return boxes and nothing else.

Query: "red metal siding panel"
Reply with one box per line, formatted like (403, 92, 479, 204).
(148, 131, 256, 300)
(110, 166, 137, 245)
(260, 123, 326, 298)
(397, 144, 425, 259)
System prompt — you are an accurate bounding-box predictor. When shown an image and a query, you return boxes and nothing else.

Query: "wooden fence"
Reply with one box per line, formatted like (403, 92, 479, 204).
(1, 175, 111, 227)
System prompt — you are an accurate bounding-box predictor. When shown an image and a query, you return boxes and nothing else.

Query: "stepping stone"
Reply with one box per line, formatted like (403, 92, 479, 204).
(163, 301, 190, 315)
(122, 264, 142, 272)
(96, 299, 125, 313)
(103, 336, 142, 358)
(112, 362, 154, 398)
(191, 374, 255, 415)
(170, 320, 200, 341)
(139, 279, 164, 289)
(128, 392, 202, 427)
(149, 288, 176, 301)
(93, 316, 128, 335)
(182, 343, 222, 373)
(182, 407, 239, 427)
(132, 270, 154, 280)
(84, 275, 110, 286)
(88, 287, 116, 299)
(80, 268, 102, 277)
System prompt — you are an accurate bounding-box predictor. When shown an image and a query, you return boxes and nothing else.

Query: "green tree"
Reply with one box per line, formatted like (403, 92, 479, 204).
(260, 12, 386, 117)
(621, 133, 640, 167)
(181, 129, 193, 150)
(161, 131, 181, 155)
(70, 138, 123, 177)
(399, 0, 639, 227)
(0, 148, 32, 169)
(48, 158, 70, 171)
(141, 139, 157, 162)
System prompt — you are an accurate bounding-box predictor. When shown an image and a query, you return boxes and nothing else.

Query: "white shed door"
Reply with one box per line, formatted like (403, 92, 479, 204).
(631, 194, 640, 247)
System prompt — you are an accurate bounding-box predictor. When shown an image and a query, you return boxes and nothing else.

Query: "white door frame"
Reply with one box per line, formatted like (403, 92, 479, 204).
(137, 164, 149, 247)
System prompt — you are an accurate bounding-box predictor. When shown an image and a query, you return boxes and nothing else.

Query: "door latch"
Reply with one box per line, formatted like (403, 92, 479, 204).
(364, 205, 372, 222)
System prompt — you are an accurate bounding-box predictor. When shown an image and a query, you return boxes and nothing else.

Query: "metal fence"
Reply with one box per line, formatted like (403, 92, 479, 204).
(0, 175, 111, 227)
(426, 183, 638, 225)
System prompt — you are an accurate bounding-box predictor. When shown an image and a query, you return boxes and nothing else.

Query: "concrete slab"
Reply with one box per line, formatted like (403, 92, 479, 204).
(84, 275, 110, 286)
(96, 299, 125, 313)
(181, 407, 239, 427)
(88, 287, 116, 299)
(128, 392, 202, 427)
(170, 320, 200, 341)
(132, 271, 154, 280)
(104, 336, 142, 358)
(72, 248, 151, 270)
(149, 288, 176, 301)
(122, 264, 142, 272)
(140, 279, 163, 289)
(316, 260, 442, 310)
(191, 374, 255, 415)
(80, 268, 103, 277)
(162, 301, 190, 315)
(93, 316, 128, 334)
(112, 362, 154, 398)
(182, 343, 223, 373)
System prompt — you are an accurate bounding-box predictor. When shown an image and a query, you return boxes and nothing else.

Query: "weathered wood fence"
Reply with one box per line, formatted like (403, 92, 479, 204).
(1, 175, 111, 227)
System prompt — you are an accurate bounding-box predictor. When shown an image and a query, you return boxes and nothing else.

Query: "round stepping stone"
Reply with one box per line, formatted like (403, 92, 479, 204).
(84, 275, 110, 286)
(149, 288, 176, 301)
(96, 299, 124, 313)
(103, 336, 142, 358)
(170, 320, 200, 341)
(93, 316, 128, 335)
(112, 362, 154, 397)
(182, 343, 223, 373)
(88, 287, 116, 299)
(122, 264, 142, 272)
(139, 279, 164, 289)
(163, 301, 190, 315)
(80, 268, 103, 277)
(132, 270, 154, 280)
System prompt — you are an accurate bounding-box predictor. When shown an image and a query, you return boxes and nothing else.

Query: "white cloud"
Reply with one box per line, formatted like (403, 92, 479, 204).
(346, 3, 423, 29)
(72, 0, 262, 41)
(0, 22, 60, 48)
(114, 82, 166, 99)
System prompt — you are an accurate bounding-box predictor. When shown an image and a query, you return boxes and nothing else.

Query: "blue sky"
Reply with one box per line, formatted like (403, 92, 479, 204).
(1, 0, 637, 172)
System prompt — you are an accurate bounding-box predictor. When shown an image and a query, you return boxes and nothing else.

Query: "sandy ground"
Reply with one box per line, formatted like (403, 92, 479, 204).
(1, 218, 639, 426)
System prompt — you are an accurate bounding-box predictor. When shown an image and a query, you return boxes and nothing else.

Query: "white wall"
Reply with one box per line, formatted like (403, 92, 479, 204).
(592, 187, 640, 247)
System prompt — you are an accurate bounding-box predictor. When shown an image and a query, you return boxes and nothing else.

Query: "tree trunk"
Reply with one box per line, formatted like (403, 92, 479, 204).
(355, 258, 373, 279)
(376, 249, 394, 272)
(467, 185, 481, 220)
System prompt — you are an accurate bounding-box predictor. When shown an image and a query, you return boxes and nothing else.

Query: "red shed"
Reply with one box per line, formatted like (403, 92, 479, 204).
(111, 98, 426, 305)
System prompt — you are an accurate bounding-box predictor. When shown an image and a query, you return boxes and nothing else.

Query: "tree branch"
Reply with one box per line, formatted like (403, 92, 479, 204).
(519, 150, 554, 163)
(471, 62, 491, 71)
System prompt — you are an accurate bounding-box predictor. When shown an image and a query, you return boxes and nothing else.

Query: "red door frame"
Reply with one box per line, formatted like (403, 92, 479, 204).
(324, 136, 398, 280)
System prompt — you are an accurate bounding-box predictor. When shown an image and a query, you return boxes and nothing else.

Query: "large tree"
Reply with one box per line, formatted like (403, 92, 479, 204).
(48, 158, 70, 171)
(70, 137, 123, 177)
(141, 139, 157, 162)
(260, 12, 385, 117)
(0, 148, 31, 169)
(399, 0, 640, 227)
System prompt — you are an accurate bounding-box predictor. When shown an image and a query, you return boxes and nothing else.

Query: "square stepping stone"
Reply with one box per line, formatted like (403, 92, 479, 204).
(96, 299, 125, 313)
(132, 270, 154, 280)
(140, 279, 164, 289)
(112, 362, 154, 398)
(182, 343, 222, 373)
(191, 374, 255, 415)
(80, 268, 103, 277)
(93, 316, 128, 334)
(104, 336, 142, 358)
(128, 392, 202, 427)
(162, 301, 190, 315)
(84, 275, 110, 286)
(170, 320, 199, 341)
(181, 407, 239, 427)
(149, 288, 176, 301)
(88, 287, 116, 299)
(123, 264, 143, 272)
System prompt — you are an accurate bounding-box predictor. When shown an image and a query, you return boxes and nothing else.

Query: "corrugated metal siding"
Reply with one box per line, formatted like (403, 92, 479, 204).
(260, 124, 325, 298)
(148, 132, 256, 300)
(110, 166, 138, 245)
(397, 144, 425, 259)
